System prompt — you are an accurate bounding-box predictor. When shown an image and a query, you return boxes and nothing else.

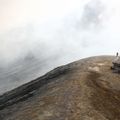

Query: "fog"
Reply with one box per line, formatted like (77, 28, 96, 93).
(0, 0, 120, 93)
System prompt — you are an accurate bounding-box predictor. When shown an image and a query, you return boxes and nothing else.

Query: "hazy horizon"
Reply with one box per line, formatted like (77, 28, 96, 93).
(0, 0, 120, 94)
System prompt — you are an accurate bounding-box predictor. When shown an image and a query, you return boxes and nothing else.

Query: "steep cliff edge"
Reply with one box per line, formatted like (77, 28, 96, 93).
(0, 56, 120, 120)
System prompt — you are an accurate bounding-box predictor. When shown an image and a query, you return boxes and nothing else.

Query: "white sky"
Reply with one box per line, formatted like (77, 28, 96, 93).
(0, 0, 86, 31)
(0, 0, 120, 31)
(0, 0, 120, 65)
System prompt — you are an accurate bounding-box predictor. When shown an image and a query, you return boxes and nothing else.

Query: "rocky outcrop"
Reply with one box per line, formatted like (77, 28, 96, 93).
(0, 56, 120, 120)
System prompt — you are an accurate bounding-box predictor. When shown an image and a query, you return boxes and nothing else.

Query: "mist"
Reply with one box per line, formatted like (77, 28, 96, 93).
(0, 0, 120, 94)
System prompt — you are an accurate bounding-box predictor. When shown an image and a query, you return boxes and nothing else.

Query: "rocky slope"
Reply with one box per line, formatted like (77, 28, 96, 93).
(0, 56, 120, 120)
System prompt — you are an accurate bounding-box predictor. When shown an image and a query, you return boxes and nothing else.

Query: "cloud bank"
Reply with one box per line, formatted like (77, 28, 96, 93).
(0, 0, 110, 64)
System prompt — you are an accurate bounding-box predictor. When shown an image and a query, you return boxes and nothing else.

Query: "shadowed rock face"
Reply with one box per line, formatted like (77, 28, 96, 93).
(0, 56, 120, 120)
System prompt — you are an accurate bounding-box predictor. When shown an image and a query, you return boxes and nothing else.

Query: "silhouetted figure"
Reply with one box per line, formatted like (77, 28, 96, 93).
(111, 52, 120, 73)
(116, 52, 119, 57)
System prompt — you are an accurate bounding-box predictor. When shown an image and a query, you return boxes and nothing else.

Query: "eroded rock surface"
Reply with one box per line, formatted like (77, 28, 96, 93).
(0, 56, 120, 120)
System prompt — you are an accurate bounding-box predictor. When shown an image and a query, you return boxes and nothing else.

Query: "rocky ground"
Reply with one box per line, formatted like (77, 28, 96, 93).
(0, 56, 120, 120)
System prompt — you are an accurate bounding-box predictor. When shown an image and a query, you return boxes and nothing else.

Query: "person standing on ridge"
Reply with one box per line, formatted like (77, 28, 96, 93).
(116, 52, 119, 57)
(111, 52, 120, 73)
